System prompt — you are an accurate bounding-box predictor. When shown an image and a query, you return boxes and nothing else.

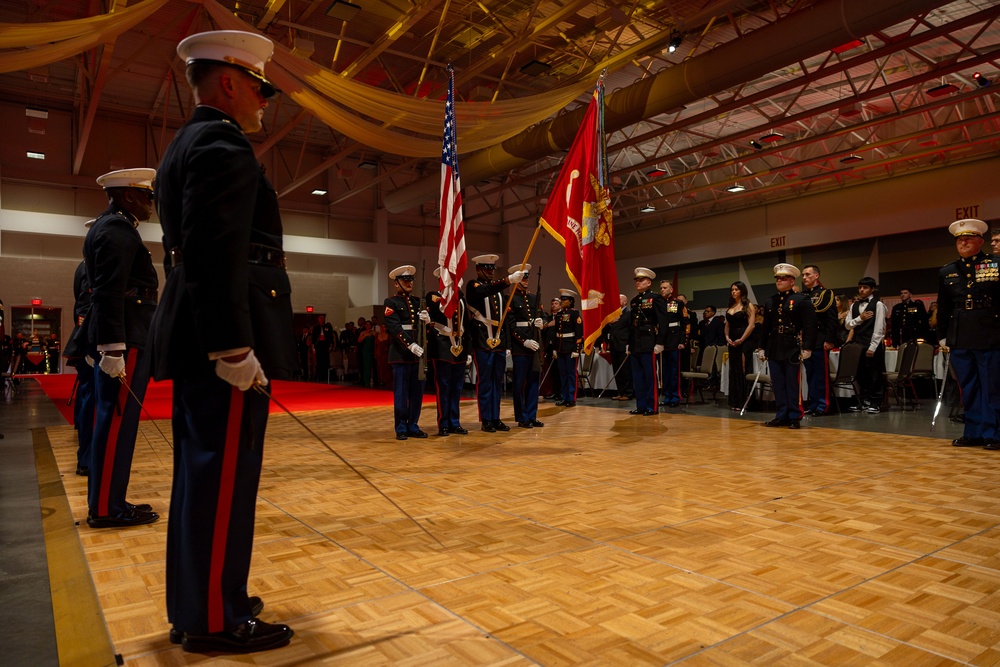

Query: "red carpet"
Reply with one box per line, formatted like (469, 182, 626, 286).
(31, 374, 436, 424)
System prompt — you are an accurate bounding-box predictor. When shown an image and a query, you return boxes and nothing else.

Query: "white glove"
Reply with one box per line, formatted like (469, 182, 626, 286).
(215, 349, 268, 391)
(466, 356, 473, 367)
(506, 349, 512, 358)
(757, 349, 766, 362)
(85, 355, 95, 367)
(533, 318, 544, 329)
(99, 353, 125, 378)
(435, 324, 453, 335)
(408, 343, 424, 357)
(653, 344, 664, 355)
(508, 270, 525, 283)
(801, 349, 812, 360)
(418, 310, 431, 323)
(625, 345, 629, 354)
(571, 351, 580, 359)
(524, 339, 540, 351)
(938, 338, 949, 352)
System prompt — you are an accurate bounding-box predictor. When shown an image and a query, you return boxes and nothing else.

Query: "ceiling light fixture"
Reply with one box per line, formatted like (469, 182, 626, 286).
(840, 154, 864, 163)
(760, 131, 783, 143)
(926, 83, 959, 97)
(647, 168, 666, 178)
(973, 72, 990, 87)
(26, 151, 45, 160)
(519, 59, 550, 76)
(640, 204, 656, 213)
(726, 184, 745, 193)
(311, 189, 327, 195)
(358, 160, 378, 170)
(667, 32, 683, 54)
(748, 140, 763, 150)
(831, 38, 865, 54)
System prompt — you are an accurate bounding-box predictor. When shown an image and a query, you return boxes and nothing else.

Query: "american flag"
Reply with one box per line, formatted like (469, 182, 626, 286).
(437, 65, 467, 319)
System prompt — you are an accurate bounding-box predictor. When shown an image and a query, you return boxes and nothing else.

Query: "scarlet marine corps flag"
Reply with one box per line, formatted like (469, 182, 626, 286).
(538, 78, 620, 353)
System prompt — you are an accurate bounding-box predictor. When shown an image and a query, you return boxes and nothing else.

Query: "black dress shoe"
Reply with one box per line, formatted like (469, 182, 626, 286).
(481, 422, 496, 433)
(564, 402, 576, 407)
(667, 401, 679, 408)
(451, 426, 468, 435)
(643, 409, 658, 416)
(529, 420, 544, 427)
(629, 409, 644, 415)
(437, 429, 450, 437)
(494, 420, 511, 431)
(953, 436, 985, 447)
(763, 419, 790, 427)
(984, 439, 1000, 450)
(75, 466, 89, 476)
(517, 421, 533, 428)
(87, 507, 159, 528)
(127, 502, 153, 513)
(848, 404, 866, 412)
(172, 597, 264, 643)
(788, 420, 801, 429)
(182, 618, 293, 654)
(555, 400, 566, 406)
(409, 430, 428, 438)
(395, 433, 408, 441)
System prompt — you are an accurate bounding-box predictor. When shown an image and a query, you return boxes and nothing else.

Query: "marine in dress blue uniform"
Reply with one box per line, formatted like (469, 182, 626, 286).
(757, 263, 817, 428)
(658, 280, 688, 407)
(384, 265, 428, 440)
(935, 219, 1000, 449)
(80, 168, 159, 528)
(800, 265, 838, 415)
(466, 254, 525, 432)
(426, 267, 470, 436)
(628, 268, 668, 415)
(63, 258, 95, 477)
(554, 289, 584, 406)
(149, 31, 296, 654)
(506, 265, 545, 427)
(890, 289, 929, 345)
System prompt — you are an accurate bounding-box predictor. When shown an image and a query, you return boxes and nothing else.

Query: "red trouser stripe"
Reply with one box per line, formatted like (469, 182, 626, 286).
(651, 353, 659, 405)
(207, 386, 244, 633)
(97, 353, 137, 516)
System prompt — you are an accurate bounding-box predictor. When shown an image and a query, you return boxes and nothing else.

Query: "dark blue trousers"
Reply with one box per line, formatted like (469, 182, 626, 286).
(474, 350, 505, 423)
(660, 349, 681, 403)
(88, 348, 149, 517)
(391, 362, 424, 435)
(73, 361, 95, 470)
(433, 359, 465, 430)
(556, 352, 578, 403)
(631, 351, 658, 413)
(803, 348, 831, 413)
(951, 349, 1000, 440)
(512, 354, 540, 421)
(768, 359, 803, 422)
(166, 377, 267, 635)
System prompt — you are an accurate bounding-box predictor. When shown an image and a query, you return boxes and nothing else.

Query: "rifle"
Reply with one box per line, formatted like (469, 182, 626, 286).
(417, 259, 427, 382)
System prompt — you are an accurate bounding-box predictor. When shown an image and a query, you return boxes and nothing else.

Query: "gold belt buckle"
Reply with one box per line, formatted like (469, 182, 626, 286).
(966, 299, 975, 310)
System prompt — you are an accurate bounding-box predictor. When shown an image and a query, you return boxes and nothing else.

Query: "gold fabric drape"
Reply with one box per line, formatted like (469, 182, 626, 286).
(0, 0, 169, 74)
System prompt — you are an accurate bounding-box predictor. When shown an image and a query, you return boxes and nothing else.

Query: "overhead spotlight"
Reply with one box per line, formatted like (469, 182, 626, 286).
(640, 204, 656, 213)
(973, 72, 991, 87)
(748, 139, 763, 150)
(726, 184, 746, 193)
(667, 32, 683, 54)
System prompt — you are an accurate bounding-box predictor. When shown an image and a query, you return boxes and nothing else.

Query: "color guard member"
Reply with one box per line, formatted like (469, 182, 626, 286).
(507, 265, 545, 427)
(384, 265, 429, 440)
(82, 168, 159, 528)
(426, 267, 470, 436)
(629, 268, 668, 415)
(936, 218, 1000, 448)
(658, 279, 688, 407)
(466, 254, 524, 432)
(151, 30, 296, 653)
(757, 263, 816, 428)
(554, 288, 583, 407)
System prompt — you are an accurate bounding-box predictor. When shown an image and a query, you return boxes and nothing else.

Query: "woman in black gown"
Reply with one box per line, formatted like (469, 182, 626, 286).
(724, 281, 757, 410)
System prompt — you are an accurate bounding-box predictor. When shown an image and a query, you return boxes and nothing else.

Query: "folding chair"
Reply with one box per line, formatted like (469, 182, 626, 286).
(883, 341, 920, 410)
(829, 343, 863, 412)
(682, 345, 722, 404)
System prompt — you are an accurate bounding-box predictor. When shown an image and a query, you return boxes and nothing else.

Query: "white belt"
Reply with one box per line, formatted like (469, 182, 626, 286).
(401, 324, 413, 330)
(515, 321, 530, 326)
(558, 333, 576, 337)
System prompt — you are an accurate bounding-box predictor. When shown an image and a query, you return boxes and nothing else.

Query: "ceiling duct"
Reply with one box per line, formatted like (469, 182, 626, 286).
(385, 0, 952, 214)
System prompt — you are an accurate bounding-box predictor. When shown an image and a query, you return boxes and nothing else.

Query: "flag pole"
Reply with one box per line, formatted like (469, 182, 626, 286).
(491, 222, 543, 345)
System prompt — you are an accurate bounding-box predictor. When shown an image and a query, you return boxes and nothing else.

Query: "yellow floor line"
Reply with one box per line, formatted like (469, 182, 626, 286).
(33, 428, 119, 667)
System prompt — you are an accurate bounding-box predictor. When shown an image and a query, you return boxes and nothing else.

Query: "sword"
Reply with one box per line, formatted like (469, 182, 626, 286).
(740, 358, 765, 416)
(66, 373, 80, 406)
(252, 383, 444, 548)
(118, 375, 173, 454)
(931, 351, 950, 429)
(597, 352, 630, 398)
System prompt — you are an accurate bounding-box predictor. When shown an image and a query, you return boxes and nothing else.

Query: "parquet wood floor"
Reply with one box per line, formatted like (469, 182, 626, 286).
(44, 401, 1000, 665)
